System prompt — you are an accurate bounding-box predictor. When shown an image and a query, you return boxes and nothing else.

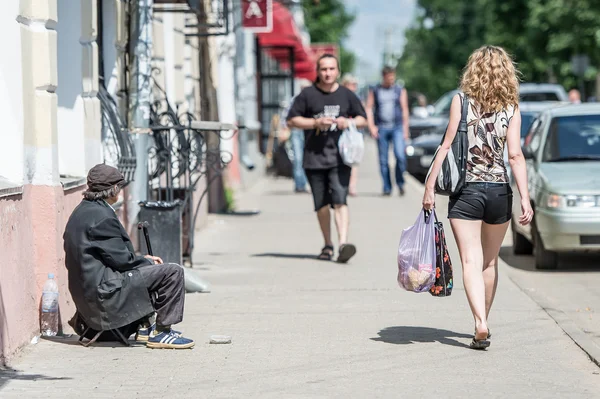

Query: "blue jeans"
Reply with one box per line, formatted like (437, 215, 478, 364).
(377, 126, 406, 193)
(290, 129, 307, 190)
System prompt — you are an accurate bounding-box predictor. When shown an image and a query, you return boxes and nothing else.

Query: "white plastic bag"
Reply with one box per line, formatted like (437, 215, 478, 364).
(338, 120, 365, 166)
(397, 209, 437, 293)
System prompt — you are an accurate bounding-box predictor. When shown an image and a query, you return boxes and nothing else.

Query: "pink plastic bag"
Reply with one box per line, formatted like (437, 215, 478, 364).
(397, 209, 437, 293)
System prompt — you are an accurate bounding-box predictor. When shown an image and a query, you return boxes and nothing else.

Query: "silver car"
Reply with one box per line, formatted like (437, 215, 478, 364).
(511, 104, 600, 269)
(519, 83, 569, 102)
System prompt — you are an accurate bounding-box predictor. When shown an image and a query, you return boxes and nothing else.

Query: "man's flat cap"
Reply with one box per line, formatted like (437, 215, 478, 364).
(86, 164, 125, 192)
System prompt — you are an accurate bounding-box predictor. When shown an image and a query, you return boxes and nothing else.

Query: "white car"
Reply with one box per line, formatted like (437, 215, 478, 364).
(511, 104, 600, 269)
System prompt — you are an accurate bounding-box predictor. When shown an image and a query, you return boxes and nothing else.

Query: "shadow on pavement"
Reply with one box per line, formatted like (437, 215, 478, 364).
(371, 326, 472, 348)
(500, 246, 600, 273)
(264, 190, 311, 197)
(40, 335, 145, 348)
(0, 367, 72, 390)
(252, 253, 317, 260)
(218, 210, 261, 217)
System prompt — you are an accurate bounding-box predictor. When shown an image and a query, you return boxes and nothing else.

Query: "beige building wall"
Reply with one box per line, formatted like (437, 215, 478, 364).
(0, 0, 106, 364)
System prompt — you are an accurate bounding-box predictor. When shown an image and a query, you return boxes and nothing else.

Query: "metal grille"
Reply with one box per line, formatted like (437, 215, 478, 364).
(99, 84, 137, 185)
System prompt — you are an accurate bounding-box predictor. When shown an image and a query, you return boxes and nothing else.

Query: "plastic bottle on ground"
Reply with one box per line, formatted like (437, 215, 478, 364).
(41, 273, 59, 337)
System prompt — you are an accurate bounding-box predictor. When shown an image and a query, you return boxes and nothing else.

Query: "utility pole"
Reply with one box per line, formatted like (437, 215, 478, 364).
(127, 0, 153, 234)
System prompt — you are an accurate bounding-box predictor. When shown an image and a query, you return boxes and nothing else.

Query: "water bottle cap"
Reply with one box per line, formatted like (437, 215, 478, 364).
(48, 273, 55, 279)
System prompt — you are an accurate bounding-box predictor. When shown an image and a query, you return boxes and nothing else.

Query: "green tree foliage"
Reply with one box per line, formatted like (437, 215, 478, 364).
(301, 0, 356, 73)
(398, 0, 600, 101)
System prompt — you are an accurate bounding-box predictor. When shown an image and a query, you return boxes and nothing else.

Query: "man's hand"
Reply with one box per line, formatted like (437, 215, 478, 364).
(404, 130, 410, 141)
(335, 116, 349, 130)
(370, 125, 379, 139)
(315, 117, 334, 131)
(144, 255, 164, 265)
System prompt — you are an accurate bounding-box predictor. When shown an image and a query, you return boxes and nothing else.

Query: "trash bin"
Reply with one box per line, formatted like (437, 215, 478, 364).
(138, 200, 183, 265)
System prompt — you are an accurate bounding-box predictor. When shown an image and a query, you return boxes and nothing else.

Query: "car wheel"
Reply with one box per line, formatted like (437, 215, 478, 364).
(512, 219, 533, 255)
(533, 223, 558, 270)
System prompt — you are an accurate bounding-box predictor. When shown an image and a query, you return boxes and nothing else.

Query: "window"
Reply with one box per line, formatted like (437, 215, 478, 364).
(525, 114, 546, 154)
(520, 92, 560, 102)
(520, 112, 538, 139)
(542, 115, 600, 162)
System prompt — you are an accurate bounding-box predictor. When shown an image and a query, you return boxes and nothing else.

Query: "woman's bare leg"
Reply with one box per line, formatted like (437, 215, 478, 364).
(450, 218, 488, 339)
(481, 221, 510, 320)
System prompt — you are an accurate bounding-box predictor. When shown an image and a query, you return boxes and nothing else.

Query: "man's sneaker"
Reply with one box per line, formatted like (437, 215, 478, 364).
(146, 330, 195, 349)
(136, 324, 182, 342)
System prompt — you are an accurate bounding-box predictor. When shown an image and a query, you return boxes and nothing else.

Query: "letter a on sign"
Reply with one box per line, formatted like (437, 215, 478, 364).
(242, 0, 273, 33)
(246, 1, 263, 18)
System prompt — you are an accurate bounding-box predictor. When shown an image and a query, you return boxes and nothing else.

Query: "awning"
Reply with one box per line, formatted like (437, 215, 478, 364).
(257, 1, 316, 81)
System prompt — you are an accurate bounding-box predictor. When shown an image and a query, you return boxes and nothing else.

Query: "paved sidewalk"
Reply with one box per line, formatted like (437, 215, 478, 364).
(1, 141, 600, 398)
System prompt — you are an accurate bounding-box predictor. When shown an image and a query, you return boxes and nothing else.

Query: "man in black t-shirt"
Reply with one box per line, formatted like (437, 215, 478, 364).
(287, 54, 367, 263)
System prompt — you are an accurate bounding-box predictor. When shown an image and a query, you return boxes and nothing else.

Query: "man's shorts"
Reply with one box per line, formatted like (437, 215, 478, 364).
(305, 165, 352, 211)
(448, 182, 513, 225)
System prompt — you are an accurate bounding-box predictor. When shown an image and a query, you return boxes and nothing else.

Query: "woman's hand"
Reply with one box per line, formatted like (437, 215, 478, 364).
(422, 186, 435, 210)
(519, 198, 534, 225)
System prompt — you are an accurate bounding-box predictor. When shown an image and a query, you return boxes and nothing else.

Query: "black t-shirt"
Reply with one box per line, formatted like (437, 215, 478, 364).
(286, 84, 367, 169)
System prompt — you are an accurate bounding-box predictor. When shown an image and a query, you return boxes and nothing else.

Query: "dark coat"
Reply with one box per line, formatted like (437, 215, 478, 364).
(63, 199, 154, 331)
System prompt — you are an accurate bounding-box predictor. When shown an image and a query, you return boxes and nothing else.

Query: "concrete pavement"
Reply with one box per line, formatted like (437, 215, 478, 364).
(1, 140, 600, 398)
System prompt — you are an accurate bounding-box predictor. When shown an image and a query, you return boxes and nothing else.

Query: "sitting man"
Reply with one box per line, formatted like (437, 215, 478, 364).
(63, 164, 194, 349)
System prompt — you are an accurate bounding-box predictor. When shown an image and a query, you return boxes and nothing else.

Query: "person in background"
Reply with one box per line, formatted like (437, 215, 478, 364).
(569, 88, 582, 104)
(341, 73, 362, 196)
(412, 93, 430, 118)
(423, 46, 533, 350)
(366, 66, 410, 196)
(281, 87, 310, 193)
(287, 54, 368, 263)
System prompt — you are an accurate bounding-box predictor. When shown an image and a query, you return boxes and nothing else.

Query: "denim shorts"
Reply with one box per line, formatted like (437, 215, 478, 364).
(448, 182, 513, 224)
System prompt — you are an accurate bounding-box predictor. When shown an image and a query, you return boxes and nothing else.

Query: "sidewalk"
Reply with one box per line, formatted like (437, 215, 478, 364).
(2, 140, 600, 398)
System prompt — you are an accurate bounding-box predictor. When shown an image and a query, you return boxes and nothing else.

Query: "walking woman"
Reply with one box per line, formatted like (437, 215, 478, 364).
(423, 46, 534, 349)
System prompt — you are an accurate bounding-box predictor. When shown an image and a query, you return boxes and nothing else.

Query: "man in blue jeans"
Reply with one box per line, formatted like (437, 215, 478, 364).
(366, 66, 410, 196)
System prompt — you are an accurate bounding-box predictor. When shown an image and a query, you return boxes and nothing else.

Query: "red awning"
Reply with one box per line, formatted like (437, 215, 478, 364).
(257, 1, 316, 81)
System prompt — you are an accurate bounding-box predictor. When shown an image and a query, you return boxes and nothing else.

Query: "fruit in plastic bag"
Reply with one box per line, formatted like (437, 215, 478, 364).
(397, 209, 437, 293)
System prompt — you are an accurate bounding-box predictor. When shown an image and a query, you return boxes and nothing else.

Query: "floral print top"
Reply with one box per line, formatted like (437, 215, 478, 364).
(463, 94, 516, 183)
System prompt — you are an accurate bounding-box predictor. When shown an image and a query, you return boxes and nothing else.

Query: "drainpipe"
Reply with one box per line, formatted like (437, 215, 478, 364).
(127, 0, 153, 233)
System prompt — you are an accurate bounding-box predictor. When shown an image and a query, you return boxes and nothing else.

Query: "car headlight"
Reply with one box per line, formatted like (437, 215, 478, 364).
(406, 145, 425, 156)
(546, 193, 600, 208)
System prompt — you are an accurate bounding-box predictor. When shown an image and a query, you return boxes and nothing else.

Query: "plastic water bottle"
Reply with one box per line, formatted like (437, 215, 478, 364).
(41, 273, 59, 336)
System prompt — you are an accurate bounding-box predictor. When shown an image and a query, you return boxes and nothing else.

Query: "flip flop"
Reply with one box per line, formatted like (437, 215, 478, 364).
(470, 338, 491, 350)
(317, 245, 334, 261)
(337, 243, 357, 263)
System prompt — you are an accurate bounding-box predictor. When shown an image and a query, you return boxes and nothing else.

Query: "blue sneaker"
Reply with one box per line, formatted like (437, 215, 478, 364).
(146, 330, 195, 349)
(136, 323, 182, 342)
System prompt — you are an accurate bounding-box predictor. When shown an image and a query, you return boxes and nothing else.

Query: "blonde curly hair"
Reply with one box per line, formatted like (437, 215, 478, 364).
(460, 45, 520, 113)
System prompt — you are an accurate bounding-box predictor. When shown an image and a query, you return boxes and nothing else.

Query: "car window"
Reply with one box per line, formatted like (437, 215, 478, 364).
(432, 92, 455, 116)
(525, 114, 546, 153)
(520, 92, 560, 102)
(520, 112, 538, 138)
(542, 115, 600, 162)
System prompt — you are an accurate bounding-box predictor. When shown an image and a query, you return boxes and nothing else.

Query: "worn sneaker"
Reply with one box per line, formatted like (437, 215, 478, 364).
(146, 330, 195, 349)
(136, 324, 182, 342)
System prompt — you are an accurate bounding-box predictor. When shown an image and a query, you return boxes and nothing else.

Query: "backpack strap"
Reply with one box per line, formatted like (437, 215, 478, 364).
(458, 93, 469, 133)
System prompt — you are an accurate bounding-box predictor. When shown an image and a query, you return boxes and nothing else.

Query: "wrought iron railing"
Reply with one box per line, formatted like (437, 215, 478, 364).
(147, 68, 234, 263)
(99, 82, 137, 185)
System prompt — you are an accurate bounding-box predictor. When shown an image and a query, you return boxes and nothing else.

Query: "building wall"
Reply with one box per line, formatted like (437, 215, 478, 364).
(0, 0, 101, 365)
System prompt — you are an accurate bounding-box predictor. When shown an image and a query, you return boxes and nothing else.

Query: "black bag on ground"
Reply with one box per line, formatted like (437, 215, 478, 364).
(426, 93, 469, 196)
